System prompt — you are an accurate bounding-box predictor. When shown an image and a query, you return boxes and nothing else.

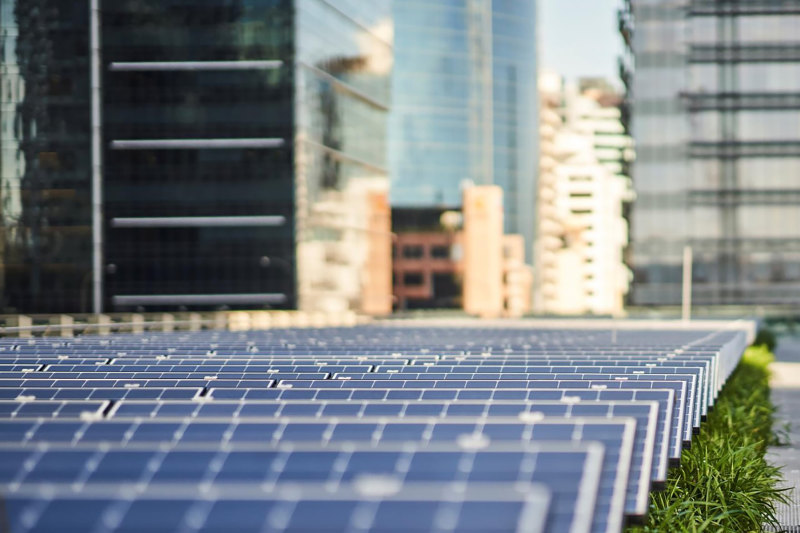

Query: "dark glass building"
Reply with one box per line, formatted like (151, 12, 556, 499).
(102, 1, 296, 310)
(390, 0, 538, 262)
(626, 0, 800, 306)
(1, 0, 93, 313)
(0, 0, 391, 313)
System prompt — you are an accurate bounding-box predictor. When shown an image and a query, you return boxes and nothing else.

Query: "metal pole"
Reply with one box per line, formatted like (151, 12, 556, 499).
(682, 245, 693, 322)
(90, 0, 103, 313)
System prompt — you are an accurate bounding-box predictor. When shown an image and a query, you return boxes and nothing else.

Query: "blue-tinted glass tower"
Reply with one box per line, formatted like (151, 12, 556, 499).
(391, 0, 538, 262)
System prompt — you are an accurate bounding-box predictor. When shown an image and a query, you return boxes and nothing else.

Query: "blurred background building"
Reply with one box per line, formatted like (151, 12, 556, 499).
(391, 185, 532, 317)
(392, 207, 462, 310)
(390, 0, 538, 263)
(0, 0, 393, 315)
(535, 71, 633, 316)
(624, 0, 800, 306)
(1, 0, 92, 313)
(388, 0, 537, 315)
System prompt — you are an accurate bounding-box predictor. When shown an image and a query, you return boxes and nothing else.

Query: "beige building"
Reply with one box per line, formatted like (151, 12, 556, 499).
(535, 72, 633, 316)
(462, 186, 504, 317)
(297, 180, 393, 316)
(361, 191, 394, 315)
(462, 185, 532, 318)
(502, 234, 533, 317)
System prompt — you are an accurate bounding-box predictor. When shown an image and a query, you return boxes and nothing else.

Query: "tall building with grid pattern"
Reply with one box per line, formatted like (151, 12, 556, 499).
(625, 0, 800, 306)
(0, 0, 392, 314)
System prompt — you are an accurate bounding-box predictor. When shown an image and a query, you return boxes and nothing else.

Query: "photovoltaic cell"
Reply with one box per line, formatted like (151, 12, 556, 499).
(2, 482, 553, 533)
(0, 324, 750, 533)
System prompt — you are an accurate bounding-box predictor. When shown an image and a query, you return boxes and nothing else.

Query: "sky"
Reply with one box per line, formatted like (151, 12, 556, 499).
(540, 0, 624, 85)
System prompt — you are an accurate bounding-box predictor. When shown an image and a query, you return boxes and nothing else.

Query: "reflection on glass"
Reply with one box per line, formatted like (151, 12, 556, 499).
(294, 0, 392, 313)
(631, 1, 800, 305)
(390, 0, 537, 262)
(1, 0, 393, 314)
(1, 0, 92, 312)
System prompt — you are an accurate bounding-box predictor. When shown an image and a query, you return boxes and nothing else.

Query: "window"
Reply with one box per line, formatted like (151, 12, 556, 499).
(403, 272, 424, 286)
(402, 245, 424, 259)
(431, 245, 450, 259)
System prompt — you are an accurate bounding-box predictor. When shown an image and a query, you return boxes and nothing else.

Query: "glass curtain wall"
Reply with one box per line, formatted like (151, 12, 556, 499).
(2, 0, 392, 313)
(391, 0, 485, 207)
(629, 0, 690, 305)
(491, 0, 537, 261)
(294, 0, 392, 312)
(0, 0, 93, 313)
(631, 0, 800, 305)
(391, 0, 537, 261)
(102, 0, 296, 310)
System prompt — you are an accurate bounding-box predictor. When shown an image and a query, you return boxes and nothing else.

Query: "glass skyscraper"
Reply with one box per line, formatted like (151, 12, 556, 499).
(627, 0, 800, 306)
(1, 0, 93, 312)
(391, 0, 538, 261)
(1, 0, 391, 313)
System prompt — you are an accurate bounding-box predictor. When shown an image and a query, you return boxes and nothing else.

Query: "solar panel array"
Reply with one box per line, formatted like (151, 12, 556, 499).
(0, 324, 749, 533)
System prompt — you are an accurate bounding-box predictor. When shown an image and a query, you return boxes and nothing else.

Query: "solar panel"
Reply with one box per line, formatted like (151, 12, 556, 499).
(0, 442, 600, 532)
(2, 482, 553, 533)
(1, 391, 664, 482)
(394, 360, 712, 416)
(197, 386, 672, 482)
(271, 377, 689, 458)
(54, 398, 650, 516)
(0, 324, 751, 533)
(328, 367, 703, 434)
(0, 416, 624, 532)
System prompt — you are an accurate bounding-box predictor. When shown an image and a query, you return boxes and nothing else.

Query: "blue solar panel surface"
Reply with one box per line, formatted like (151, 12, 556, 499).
(0, 325, 749, 533)
(3, 482, 554, 533)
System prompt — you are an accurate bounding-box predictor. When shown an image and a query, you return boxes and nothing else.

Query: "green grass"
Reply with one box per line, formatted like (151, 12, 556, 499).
(627, 345, 789, 533)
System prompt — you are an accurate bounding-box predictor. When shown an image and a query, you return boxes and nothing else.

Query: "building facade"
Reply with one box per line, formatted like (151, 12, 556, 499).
(390, 0, 538, 262)
(0, 0, 392, 314)
(1, 0, 93, 312)
(391, 196, 532, 316)
(625, 0, 800, 305)
(392, 226, 461, 310)
(535, 73, 631, 316)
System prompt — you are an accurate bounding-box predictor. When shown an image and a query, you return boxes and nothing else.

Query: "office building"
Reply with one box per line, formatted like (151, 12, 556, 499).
(390, 0, 538, 262)
(1, 0, 392, 314)
(1, 0, 93, 313)
(624, 0, 800, 305)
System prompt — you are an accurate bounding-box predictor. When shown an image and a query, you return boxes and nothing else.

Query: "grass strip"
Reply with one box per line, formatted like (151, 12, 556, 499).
(627, 345, 788, 532)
